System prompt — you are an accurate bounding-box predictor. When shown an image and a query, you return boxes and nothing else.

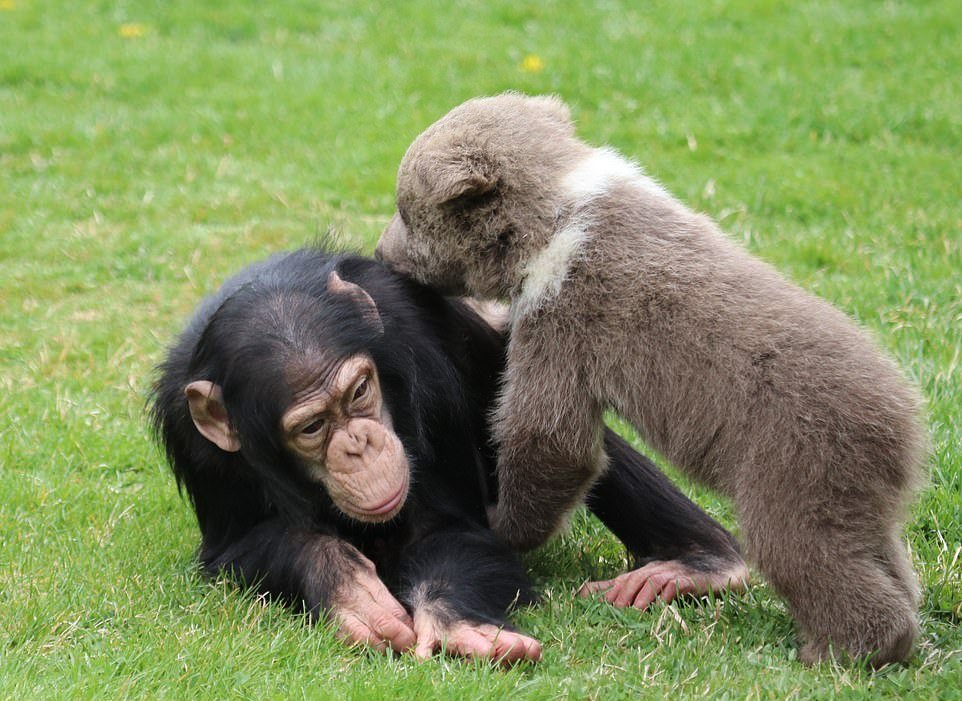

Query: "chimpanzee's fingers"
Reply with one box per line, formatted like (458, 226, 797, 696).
(410, 611, 541, 664)
(624, 568, 693, 609)
(414, 637, 436, 660)
(338, 611, 416, 653)
(336, 615, 386, 652)
(629, 578, 659, 611)
(521, 634, 543, 662)
(490, 629, 542, 665)
(631, 574, 680, 610)
(594, 562, 691, 609)
(370, 611, 417, 652)
(351, 565, 416, 648)
(611, 569, 655, 607)
(378, 586, 413, 625)
(367, 578, 416, 629)
(445, 627, 496, 659)
(448, 625, 542, 665)
(336, 586, 415, 652)
(576, 579, 614, 597)
(412, 611, 442, 660)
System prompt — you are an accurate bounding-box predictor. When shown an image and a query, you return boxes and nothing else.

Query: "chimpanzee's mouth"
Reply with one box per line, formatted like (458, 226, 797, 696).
(350, 476, 409, 521)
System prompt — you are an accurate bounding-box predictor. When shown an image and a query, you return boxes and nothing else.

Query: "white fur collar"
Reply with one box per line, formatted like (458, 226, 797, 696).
(513, 147, 667, 320)
(561, 146, 670, 202)
(514, 217, 588, 320)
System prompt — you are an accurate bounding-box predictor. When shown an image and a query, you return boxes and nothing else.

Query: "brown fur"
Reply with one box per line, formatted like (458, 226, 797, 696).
(376, 93, 927, 666)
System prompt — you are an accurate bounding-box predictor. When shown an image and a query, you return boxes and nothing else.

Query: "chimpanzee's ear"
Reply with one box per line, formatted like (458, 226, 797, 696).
(185, 380, 241, 453)
(418, 145, 499, 205)
(327, 270, 384, 334)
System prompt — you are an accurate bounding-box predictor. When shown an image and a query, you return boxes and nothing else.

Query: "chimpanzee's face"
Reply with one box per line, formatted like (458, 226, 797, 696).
(185, 354, 411, 524)
(280, 355, 410, 523)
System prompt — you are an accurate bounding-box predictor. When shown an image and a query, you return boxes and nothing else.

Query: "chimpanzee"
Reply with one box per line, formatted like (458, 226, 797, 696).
(150, 246, 745, 663)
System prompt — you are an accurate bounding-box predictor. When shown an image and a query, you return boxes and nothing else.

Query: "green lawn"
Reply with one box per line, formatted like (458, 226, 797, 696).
(1, 1, 960, 698)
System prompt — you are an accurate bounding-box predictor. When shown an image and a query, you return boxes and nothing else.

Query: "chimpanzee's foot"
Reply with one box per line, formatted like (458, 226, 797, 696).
(578, 558, 749, 610)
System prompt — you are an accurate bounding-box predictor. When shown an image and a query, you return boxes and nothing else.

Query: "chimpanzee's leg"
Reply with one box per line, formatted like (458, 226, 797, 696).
(580, 430, 748, 608)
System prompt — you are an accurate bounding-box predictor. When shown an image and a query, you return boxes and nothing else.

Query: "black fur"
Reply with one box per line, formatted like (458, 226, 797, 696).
(150, 246, 740, 630)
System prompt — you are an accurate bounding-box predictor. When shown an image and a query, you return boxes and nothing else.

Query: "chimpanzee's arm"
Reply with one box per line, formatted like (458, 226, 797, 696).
(201, 520, 416, 652)
(201, 519, 348, 613)
(393, 525, 542, 662)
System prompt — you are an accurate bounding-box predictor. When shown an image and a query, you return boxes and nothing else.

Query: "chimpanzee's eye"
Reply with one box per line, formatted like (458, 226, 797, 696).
(301, 418, 326, 436)
(352, 377, 369, 402)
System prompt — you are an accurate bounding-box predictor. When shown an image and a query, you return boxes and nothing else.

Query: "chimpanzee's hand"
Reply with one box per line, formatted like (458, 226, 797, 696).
(411, 606, 542, 665)
(577, 558, 749, 610)
(331, 556, 416, 653)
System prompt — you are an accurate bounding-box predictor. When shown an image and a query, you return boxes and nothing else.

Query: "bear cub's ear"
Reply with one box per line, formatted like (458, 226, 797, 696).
(528, 94, 573, 128)
(416, 145, 499, 205)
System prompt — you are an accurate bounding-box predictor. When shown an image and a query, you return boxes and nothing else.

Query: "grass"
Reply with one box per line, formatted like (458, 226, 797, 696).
(1, 0, 959, 698)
